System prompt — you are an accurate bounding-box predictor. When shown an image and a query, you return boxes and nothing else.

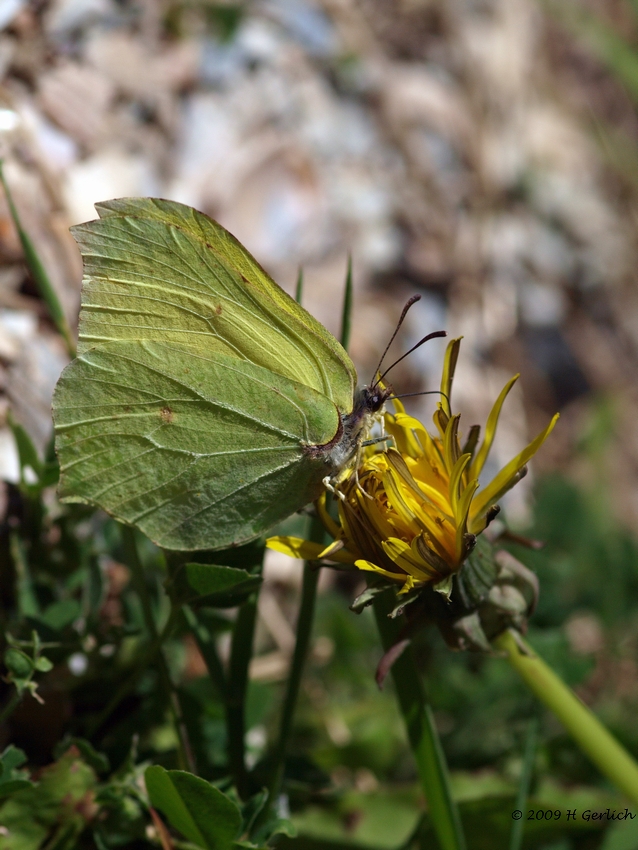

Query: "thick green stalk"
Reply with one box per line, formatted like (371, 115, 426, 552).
(495, 629, 638, 805)
(121, 526, 194, 772)
(226, 593, 259, 799)
(373, 592, 466, 850)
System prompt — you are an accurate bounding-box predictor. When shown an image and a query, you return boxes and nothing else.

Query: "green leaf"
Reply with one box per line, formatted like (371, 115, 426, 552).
(0, 746, 33, 799)
(145, 766, 242, 850)
(186, 564, 262, 598)
(0, 747, 97, 846)
(350, 582, 387, 614)
(39, 599, 82, 631)
(4, 648, 33, 680)
(34, 656, 53, 672)
(168, 562, 262, 608)
(53, 738, 110, 775)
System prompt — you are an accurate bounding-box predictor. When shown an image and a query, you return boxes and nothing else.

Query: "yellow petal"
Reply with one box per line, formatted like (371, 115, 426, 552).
(394, 412, 445, 467)
(372, 453, 456, 562)
(355, 559, 407, 584)
(386, 414, 424, 459)
(443, 414, 462, 474)
(316, 491, 341, 540)
(266, 536, 357, 564)
(381, 468, 423, 536)
(355, 488, 396, 540)
(318, 539, 345, 559)
(398, 575, 417, 594)
(454, 477, 479, 563)
(468, 374, 519, 481)
(382, 537, 432, 582)
(386, 449, 451, 515)
(440, 337, 462, 417)
(469, 413, 560, 528)
(448, 452, 472, 517)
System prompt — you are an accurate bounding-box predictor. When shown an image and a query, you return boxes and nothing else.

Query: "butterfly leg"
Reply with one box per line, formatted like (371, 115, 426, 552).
(322, 475, 346, 501)
(350, 444, 374, 501)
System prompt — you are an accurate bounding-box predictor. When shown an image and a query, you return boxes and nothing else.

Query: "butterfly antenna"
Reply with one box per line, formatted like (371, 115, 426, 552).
(376, 329, 447, 387)
(389, 389, 451, 407)
(371, 295, 422, 386)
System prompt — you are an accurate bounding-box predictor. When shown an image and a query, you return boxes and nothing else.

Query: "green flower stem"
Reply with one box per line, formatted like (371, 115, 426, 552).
(182, 605, 226, 699)
(495, 629, 638, 805)
(266, 514, 325, 812)
(121, 526, 194, 773)
(373, 592, 466, 850)
(87, 610, 177, 738)
(227, 593, 259, 799)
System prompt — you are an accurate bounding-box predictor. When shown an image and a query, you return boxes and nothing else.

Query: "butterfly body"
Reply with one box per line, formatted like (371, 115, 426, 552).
(53, 198, 387, 551)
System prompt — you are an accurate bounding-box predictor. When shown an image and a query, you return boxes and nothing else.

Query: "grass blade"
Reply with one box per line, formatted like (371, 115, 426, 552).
(295, 267, 304, 304)
(340, 255, 353, 350)
(0, 160, 76, 357)
(509, 718, 539, 850)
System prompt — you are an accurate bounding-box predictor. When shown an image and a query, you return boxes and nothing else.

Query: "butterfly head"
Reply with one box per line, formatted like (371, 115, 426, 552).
(358, 382, 393, 416)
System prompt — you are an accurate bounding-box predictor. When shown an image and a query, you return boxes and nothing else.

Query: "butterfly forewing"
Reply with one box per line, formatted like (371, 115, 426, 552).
(72, 198, 355, 412)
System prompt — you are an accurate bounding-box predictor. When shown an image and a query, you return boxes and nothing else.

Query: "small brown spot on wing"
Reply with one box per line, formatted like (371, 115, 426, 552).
(215, 304, 222, 315)
(160, 406, 174, 423)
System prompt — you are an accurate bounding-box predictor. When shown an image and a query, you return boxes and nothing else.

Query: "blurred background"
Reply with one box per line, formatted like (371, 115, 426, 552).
(0, 1, 638, 848)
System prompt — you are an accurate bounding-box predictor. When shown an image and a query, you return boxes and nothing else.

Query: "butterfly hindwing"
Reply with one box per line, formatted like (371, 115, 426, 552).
(54, 340, 340, 550)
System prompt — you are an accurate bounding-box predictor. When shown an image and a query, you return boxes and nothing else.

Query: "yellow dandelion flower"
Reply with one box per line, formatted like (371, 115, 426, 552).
(267, 337, 558, 598)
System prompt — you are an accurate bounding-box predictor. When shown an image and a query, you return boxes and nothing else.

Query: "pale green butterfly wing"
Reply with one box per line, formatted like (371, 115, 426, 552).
(72, 198, 356, 413)
(54, 340, 341, 550)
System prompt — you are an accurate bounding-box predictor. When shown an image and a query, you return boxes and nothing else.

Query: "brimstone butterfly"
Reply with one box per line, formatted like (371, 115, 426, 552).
(53, 198, 440, 551)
